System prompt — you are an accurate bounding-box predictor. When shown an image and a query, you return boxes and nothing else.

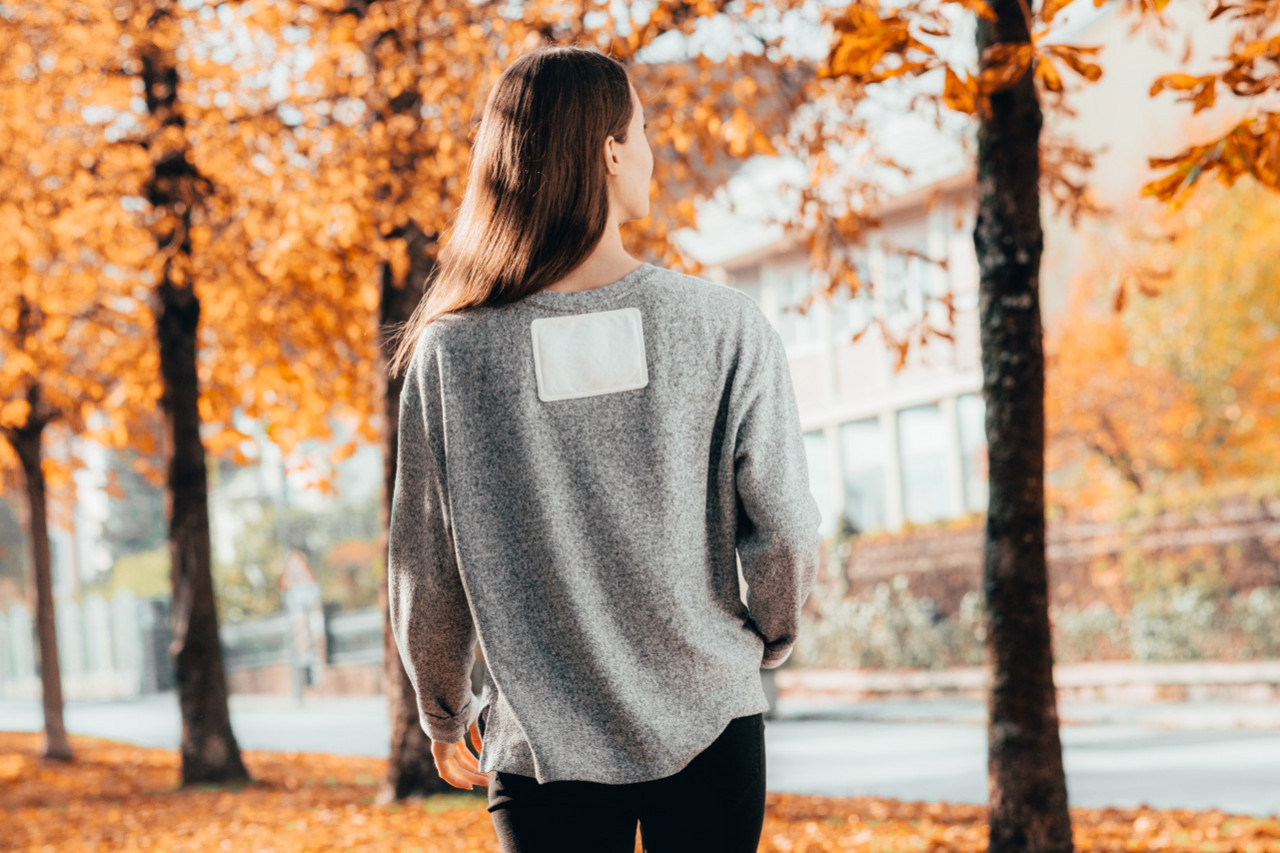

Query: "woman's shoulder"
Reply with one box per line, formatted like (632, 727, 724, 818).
(409, 307, 482, 354)
(643, 263, 766, 320)
(402, 312, 467, 378)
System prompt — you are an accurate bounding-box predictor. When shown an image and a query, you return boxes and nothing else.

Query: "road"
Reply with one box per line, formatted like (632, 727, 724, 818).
(2, 693, 1277, 816)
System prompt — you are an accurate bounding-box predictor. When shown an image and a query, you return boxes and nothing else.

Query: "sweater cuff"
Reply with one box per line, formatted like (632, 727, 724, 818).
(761, 642, 794, 670)
(421, 690, 479, 743)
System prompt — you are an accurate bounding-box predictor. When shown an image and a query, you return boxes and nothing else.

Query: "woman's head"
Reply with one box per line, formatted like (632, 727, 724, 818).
(388, 45, 652, 375)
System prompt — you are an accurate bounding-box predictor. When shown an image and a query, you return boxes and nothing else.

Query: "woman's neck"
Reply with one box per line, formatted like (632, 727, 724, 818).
(543, 222, 642, 293)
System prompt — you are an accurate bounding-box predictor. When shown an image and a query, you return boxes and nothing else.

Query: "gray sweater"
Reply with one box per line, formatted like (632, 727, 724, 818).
(388, 261, 823, 785)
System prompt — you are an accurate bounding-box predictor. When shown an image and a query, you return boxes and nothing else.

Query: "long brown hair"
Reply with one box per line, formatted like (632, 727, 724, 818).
(386, 44, 636, 376)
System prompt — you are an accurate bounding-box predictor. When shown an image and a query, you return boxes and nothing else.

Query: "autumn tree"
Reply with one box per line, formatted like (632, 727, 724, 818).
(113, 0, 380, 784)
(1047, 179, 1280, 511)
(51, 0, 371, 785)
(112, 2, 251, 786)
(969, 2, 1075, 847)
(0, 3, 157, 762)
(40, 0, 475, 786)
(817, 0, 1099, 846)
(0, 0, 262, 785)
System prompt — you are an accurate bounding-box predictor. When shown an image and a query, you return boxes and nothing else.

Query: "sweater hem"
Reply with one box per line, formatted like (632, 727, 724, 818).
(479, 683, 772, 786)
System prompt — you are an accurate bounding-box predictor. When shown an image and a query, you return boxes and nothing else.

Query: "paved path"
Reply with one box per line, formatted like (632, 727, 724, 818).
(2, 694, 1277, 817)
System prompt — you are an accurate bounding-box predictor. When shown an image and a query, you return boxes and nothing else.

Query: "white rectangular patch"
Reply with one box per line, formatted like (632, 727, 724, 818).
(530, 307, 649, 402)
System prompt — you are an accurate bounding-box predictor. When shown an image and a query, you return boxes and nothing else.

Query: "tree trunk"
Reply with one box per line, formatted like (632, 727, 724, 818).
(139, 22, 249, 787)
(378, 229, 444, 802)
(974, 2, 1074, 852)
(155, 279, 249, 786)
(329, 0, 456, 801)
(11, 419, 72, 762)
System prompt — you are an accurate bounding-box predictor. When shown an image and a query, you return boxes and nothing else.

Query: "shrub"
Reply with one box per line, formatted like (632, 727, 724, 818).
(1232, 586, 1280, 659)
(795, 576, 1280, 670)
(794, 576, 983, 670)
(1128, 586, 1229, 662)
(1051, 601, 1129, 663)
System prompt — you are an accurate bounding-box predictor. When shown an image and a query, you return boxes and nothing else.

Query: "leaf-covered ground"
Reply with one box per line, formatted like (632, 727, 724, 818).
(3, 731, 1278, 852)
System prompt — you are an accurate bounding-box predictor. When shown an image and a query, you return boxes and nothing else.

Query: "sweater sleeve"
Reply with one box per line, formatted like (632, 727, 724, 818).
(388, 340, 479, 743)
(732, 310, 824, 670)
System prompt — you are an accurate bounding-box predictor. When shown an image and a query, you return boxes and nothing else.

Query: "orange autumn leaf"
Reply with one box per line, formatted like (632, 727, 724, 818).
(943, 66, 978, 113)
(1043, 43, 1104, 82)
(1150, 72, 1217, 111)
(1036, 53, 1066, 93)
(978, 42, 1036, 93)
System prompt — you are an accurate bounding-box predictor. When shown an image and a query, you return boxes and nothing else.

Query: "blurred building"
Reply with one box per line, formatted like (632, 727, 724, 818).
(683, 0, 1245, 538)
(708, 173, 984, 539)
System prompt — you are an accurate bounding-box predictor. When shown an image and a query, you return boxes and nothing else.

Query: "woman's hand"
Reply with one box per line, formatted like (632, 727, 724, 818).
(431, 718, 489, 789)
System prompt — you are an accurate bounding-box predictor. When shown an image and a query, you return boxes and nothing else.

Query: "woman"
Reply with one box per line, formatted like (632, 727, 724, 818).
(387, 44, 822, 853)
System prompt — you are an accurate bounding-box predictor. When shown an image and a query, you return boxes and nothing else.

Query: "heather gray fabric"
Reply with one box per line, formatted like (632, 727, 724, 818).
(387, 261, 823, 785)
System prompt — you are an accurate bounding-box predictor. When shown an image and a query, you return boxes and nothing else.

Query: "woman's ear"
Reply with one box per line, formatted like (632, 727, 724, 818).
(603, 135, 620, 176)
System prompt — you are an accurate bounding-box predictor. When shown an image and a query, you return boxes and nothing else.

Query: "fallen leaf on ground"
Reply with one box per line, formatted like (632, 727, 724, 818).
(2, 732, 1277, 852)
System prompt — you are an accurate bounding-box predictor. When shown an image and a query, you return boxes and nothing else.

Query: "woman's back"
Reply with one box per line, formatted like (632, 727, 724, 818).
(388, 261, 822, 786)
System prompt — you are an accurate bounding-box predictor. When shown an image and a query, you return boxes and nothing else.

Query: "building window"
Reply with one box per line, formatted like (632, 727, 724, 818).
(830, 256, 873, 343)
(776, 267, 820, 347)
(839, 418, 886, 534)
(898, 403, 950, 523)
(882, 241, 928, 325)
(802, 429, 837, 538)
(957, 393, 988, 513)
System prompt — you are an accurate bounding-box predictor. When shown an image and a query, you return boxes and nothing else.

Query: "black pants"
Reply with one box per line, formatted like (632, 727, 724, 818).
(483, 712, 767, 853)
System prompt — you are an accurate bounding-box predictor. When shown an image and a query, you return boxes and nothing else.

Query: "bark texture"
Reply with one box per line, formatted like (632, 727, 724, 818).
(974, 1, 1074, 851)
(139, 12, 248, 787)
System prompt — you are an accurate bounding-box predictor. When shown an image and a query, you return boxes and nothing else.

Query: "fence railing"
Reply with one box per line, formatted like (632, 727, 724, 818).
(0, 590, 174, 700)
(220, 612, 293, 671)
(326, 608, 384, 666)
(0, 590, 385, 701)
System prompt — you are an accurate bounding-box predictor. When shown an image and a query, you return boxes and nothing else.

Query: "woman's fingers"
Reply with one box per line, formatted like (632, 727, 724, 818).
(430, 732, 489, 789)
(457, 744, 481, 771)
(456, 752, 489, 785)
(442, 743, 489, 788)
(445, 760, 490, 788)
(460, 763, 490, 786)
